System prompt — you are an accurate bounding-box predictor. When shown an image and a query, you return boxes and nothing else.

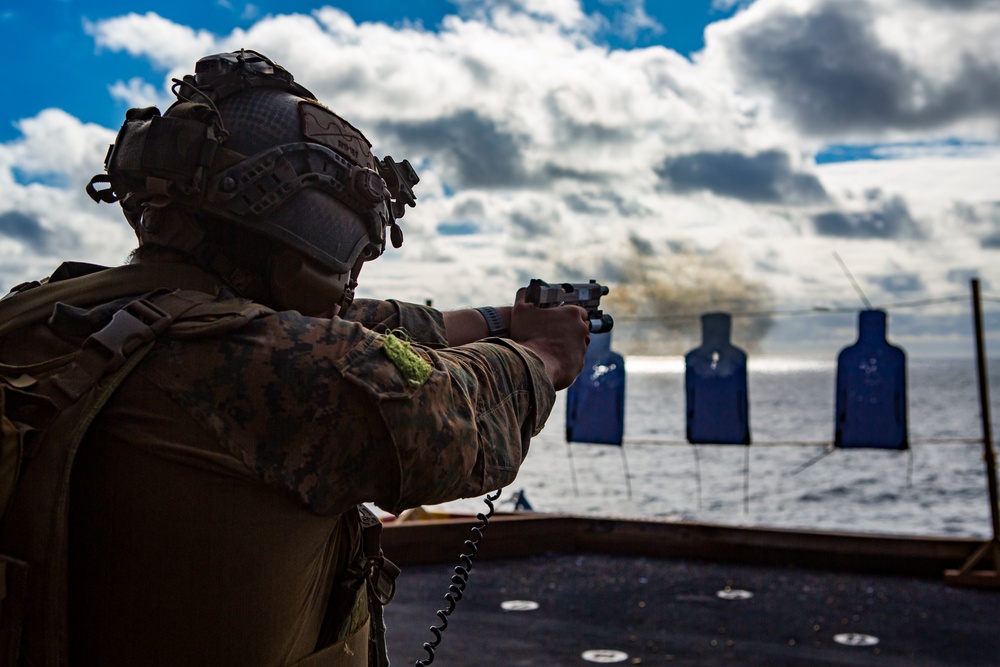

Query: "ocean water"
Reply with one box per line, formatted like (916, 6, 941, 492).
(426, 356, 1000, 539)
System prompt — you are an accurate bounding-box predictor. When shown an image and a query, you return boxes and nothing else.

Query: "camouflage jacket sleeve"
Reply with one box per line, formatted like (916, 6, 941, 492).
(140, 309, 555, 517)
(343, 299, 447, 347)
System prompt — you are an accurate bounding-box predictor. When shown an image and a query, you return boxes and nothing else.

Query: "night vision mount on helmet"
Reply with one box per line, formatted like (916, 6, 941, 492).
(87, 49, 420, 313)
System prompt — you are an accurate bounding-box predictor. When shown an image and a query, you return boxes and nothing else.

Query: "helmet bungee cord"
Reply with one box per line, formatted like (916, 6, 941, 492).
(87, 49, 420, 314)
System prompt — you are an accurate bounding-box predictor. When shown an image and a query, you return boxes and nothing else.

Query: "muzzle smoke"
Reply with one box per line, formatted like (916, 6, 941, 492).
(603, 247, 775, 355)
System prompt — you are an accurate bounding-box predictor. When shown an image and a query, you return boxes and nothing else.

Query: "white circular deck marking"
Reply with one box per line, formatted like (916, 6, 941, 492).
(581, 649, 629, 663)
(500, 600, 539, 611)
(716, 589, 754, 600)
(833, 633, 879, 647)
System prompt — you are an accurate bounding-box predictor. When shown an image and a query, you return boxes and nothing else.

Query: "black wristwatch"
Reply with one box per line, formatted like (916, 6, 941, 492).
(475, 306, 509, 338)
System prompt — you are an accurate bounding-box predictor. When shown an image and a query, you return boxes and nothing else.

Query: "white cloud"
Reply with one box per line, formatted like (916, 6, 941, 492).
(452, 0, 593, 32)
(3, 109, 115, 186)
(699, 0, 1000, 141)
(2, 1, 997, 356)
(0, 110, 135, 288)
(107, 76, 172, 109)
(84, 12, 218, 70)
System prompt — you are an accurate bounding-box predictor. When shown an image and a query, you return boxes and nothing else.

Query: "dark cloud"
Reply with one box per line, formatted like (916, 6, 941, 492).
(383, 100, 632, 190)
(563, 191, 651, 217)
(0, 211, 50, 252)
(565, 193, 605, 214)
(533, 257, 632, 292)
(813, 195, 921, 239)
(594, 257, 631, 285)
(666, 239, 695, 254)
(948, 200, 1000, 247)
(913, 0, 996, 9)
(654, 149, 828, 204)
(952, 200, 1000, 223)
(533, 92, 637, 185)
(947, 268, 986, 289)
(544, 92, 635, 146)
(382, 110, 526, 188)
(727, 1, 1000, 135)
(981, 233, 1000, 249)
(541, 165, 612, 184)
(628, 233, 656, 257)
(461, 56, 495, 86)
(547, 260, 615, 286)
(509, 210, 557, 238)
(453, 199, 486, 218)
(871, 273, 923, 294)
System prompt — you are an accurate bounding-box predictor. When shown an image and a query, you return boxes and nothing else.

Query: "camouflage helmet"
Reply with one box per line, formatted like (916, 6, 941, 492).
(87, 49, 419, 313)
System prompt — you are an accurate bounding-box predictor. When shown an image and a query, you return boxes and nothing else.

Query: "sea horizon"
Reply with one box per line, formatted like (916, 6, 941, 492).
(402, 355, 999, 540)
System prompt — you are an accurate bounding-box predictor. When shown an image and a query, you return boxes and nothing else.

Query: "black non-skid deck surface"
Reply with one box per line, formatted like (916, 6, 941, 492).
(384, 553, 998, 666)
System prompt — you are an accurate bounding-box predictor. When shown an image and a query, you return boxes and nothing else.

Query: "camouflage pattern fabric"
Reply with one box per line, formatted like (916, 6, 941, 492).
(140, 297, 554, 516)
(1, 262, 555, 666)
(344, 298, 449, 347)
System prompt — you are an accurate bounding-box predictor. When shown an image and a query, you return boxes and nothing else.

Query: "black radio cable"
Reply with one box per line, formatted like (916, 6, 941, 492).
(415, 489, 502, 667)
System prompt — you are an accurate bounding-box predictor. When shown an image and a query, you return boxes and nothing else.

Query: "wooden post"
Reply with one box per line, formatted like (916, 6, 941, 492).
(944, 279, 1000, 587)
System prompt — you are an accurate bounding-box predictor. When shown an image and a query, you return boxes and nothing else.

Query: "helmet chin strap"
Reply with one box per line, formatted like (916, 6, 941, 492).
(340, 258, 368, 313)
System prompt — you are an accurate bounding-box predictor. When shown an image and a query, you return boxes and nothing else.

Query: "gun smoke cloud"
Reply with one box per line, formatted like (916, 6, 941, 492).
(602, 245, 776, 356)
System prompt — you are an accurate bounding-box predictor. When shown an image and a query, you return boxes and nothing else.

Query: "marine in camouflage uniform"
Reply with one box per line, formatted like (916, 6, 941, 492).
(0, 50, 588, 667)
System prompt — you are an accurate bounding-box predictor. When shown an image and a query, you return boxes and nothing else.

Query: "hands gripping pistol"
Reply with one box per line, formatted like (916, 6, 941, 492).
(525, 279, 614, 334)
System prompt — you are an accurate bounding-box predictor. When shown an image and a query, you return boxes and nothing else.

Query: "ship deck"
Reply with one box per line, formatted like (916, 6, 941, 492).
(381, 514, 998, 666)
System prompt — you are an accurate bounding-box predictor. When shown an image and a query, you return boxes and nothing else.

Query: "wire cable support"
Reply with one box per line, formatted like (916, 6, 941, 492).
(612, 293, 1000, 324)
(540, 436, 985, 447)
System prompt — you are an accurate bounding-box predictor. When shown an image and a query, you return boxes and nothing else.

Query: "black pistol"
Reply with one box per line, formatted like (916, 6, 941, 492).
(525, 279, 613, 334)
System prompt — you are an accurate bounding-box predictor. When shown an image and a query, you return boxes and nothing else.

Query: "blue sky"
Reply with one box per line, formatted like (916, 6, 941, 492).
(1, 0, 998, 356)
(1, 1, 737, 142)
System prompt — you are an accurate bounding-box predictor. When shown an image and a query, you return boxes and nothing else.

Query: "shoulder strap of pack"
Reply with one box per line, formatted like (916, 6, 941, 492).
(358, 505, 398, 667)
(0, 264, 224, 338)
(0, 290, 213, 667)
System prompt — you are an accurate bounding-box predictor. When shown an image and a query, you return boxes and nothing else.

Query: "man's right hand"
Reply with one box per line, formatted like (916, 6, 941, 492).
(509, 288, 590, 390)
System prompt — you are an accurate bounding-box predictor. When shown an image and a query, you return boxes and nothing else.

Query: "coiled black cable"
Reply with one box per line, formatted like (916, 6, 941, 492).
(415, 489, 502, 667)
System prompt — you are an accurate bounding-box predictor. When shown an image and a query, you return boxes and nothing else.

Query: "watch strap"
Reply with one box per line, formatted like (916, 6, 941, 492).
(475, 306, 508, 338)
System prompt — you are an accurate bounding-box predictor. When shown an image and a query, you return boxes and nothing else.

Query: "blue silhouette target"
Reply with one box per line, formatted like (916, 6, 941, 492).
(566, 332, 626, 445)
(835, 310, 908, 450)
(685, 312, 750, 445)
